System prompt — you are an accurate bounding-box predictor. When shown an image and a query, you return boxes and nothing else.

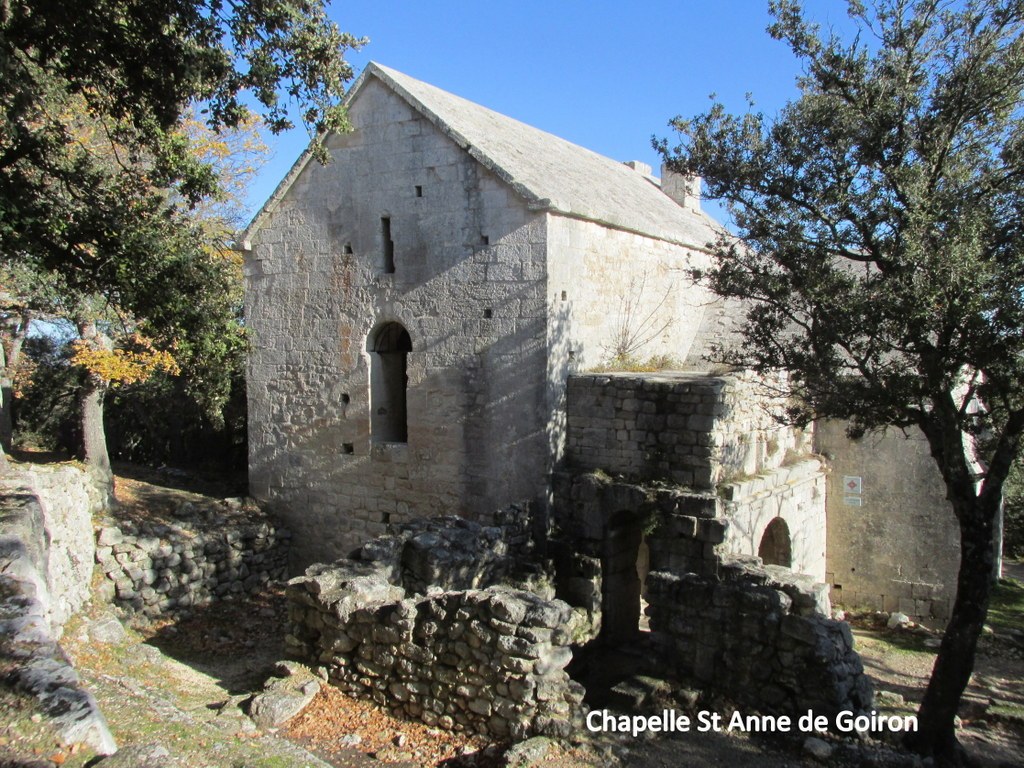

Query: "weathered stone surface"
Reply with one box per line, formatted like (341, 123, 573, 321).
(287, 515, 579, 741)
(803, 736, 835, 761)
(646, 563, 873, 720)
(94, 743, 177, 768)
(249, 666, 322, 728)
(502, 736, 554, 767)
(87, 616, 127, 645)
(16, 657, 117, 755)
(887, 612, 911, 629)
(1, 466, 117, 757)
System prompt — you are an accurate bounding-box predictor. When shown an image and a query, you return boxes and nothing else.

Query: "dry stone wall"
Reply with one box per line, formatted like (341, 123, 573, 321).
(285, 515, 583, 740)
(647, 556, 872, 719)
(95, 500, 289, 618)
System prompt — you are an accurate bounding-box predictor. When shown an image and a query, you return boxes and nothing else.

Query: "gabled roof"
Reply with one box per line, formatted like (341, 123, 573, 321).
(240, 62, 721, 249)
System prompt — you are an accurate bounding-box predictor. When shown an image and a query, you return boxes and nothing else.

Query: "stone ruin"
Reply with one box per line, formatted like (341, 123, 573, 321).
(552, 469, 872, 721)
(285, 512, 585, 740)
(286, 500, 873, 740)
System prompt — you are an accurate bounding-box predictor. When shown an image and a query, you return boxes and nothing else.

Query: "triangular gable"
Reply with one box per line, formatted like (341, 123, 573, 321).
(239, 62, 720, 249)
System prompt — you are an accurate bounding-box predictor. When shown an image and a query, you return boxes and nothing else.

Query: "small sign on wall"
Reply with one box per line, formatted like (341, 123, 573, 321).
(842, 475, 863, 506)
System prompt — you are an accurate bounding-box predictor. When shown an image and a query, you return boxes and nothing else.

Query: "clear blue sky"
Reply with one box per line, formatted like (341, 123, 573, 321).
(246, 1, 858, 224)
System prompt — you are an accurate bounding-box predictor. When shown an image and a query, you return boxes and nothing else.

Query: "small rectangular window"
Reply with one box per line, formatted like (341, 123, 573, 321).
(415, 185, 423, 197)
(381, 217, 395, 273)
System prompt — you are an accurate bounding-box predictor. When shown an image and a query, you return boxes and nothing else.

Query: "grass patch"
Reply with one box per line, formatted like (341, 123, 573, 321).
(987, 575, 1024, 632)
(590, 354, 680, 373)
(855, 628, 936, 657)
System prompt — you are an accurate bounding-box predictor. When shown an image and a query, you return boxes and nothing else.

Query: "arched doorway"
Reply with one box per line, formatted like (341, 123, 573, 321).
(758, 517, 792, 568)
(368, 322, 411, 443)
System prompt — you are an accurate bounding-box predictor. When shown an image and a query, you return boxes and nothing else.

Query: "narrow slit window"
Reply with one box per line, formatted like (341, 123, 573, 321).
(415, 185, 423, 197)
(381, 217, 395, 273)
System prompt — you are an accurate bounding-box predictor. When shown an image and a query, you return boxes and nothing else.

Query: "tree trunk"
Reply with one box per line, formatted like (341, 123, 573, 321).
(906, 484, 1000, 766)
(75, 319, 114, 502)
(78, 378, 111, 474)
(0, 309, 30, 452)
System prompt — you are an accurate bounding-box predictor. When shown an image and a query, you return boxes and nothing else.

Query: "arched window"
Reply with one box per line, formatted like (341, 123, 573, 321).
(369, 322, 411, 443)
(758, 517, 793, 568)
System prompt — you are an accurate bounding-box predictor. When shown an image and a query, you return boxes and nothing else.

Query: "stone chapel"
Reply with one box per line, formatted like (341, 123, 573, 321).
(240, 62, 961, 621)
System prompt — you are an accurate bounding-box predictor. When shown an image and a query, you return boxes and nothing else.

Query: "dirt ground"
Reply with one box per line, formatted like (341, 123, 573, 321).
(5, 465, 1024, 767)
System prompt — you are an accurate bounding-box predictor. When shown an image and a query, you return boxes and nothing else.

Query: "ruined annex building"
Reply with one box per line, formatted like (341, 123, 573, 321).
(240, 62, 959, 624)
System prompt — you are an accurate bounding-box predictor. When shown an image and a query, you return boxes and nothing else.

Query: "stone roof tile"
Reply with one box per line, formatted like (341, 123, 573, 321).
(368, 63, 721, 248)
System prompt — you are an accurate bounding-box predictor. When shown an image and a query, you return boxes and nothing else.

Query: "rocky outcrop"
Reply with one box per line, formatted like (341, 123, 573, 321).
(0, 464, 117, 755)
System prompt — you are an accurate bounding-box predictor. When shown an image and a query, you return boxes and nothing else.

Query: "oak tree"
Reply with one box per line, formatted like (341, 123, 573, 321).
(659, 1, 1024, 764)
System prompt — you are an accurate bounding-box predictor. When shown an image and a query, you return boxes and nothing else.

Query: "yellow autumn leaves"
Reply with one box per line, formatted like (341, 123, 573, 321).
(70, 333, 179, 385)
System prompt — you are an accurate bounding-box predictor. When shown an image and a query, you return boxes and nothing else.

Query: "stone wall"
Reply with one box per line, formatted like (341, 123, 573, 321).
(0, 463, 105, 632)
(244, 77, 553, 567)
(94, 500, 289, 618)
(285, 515, 582, 740)
(816, 420, 958, 620)
(719, 460, 828, 582)
(565, 372, 810, 490)
(552, 470, 870, 719)
(563, 372, 827, 581)
(646, 556, 872, 719)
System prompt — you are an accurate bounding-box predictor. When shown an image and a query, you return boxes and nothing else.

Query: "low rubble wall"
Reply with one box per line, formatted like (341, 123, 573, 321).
(95, 499, 290, 618)
(285, 514, 583, 740)
(647, 556, 872, 719)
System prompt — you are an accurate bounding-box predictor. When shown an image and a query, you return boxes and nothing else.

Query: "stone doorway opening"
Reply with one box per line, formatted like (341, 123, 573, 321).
(600, 510, 650, 645)
(758, 516, 792, 568)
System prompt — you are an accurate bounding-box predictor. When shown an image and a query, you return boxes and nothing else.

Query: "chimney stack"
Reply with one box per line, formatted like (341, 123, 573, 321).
(660, 163, 701, 212)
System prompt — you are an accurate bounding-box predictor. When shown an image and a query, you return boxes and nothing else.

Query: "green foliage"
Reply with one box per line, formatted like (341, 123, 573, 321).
(1, 1, 358, 458)
(1, 1, 364, 291)
(11, 336, 78, 451)
(14, 334, 247, 471)
(659, 0, 1024, 442)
